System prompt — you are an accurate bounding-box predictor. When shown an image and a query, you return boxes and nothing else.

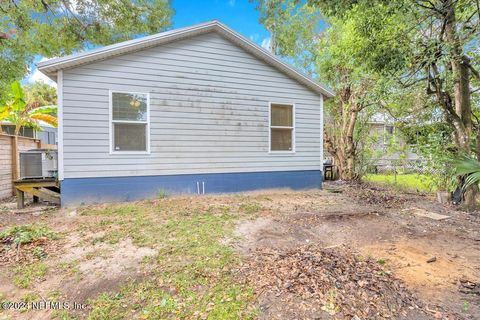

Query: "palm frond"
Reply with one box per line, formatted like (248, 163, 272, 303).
(454, 157, 480, 190)
(454, 157, 480, 175)
(30, 114, 58, 127)
(0, 105, 11, 121)
(464, 172, 480, 190)
(29, 105, 57, 115)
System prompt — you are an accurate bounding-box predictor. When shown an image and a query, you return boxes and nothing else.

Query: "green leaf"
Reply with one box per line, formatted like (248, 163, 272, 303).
(29, 106, 57, 115)
(463, 172, 480, 190)
(11, 81, 24, 99)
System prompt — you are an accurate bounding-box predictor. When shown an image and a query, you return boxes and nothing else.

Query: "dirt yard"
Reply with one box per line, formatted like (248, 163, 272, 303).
(0, 182, 479, 319)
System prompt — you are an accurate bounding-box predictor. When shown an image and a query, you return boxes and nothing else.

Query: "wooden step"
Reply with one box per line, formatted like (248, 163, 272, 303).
(16, 186, 60, 204)
(38, 187, 60, 199)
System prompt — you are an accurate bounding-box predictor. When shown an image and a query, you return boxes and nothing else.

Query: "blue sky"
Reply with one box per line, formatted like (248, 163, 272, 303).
(28, 0, 270, 86)
(173, 0, 269, 43)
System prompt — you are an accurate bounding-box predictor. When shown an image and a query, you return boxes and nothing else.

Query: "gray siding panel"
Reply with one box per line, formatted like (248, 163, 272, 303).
(62, 32, 322, 179)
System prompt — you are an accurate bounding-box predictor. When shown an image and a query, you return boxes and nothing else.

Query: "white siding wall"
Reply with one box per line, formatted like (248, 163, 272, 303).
(62, 32, 322, 178)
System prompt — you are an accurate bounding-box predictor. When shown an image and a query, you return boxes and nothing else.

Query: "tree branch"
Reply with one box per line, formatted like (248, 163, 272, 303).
(466, 61, 480, 80)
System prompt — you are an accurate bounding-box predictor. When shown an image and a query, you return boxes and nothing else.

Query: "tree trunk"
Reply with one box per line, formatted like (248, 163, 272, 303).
(12, 134, 19, 181)
(324, 96, 359, 180)
(444, 0, 477, 210)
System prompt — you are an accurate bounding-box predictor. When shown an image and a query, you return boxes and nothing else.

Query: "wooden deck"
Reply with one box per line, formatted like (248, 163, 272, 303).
(14, 178, 60, 208)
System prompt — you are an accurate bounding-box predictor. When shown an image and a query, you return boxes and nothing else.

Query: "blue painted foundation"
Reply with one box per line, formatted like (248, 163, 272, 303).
(60, 170, 323, 207)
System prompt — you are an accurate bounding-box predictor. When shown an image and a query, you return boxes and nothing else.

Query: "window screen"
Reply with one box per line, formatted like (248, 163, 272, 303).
(113, 123, 147, 151)
(270, 104, 294, 151)
(111, 92, 149, 152)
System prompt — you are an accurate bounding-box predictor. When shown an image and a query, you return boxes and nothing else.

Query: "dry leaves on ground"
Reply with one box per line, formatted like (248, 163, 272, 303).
(238, 244, 425, 319)
(0, 238, 59, 266)
(346, 184, 407, 208)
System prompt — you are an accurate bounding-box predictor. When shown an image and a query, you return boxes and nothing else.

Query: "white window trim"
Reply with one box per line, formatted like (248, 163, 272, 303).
(268, 102, 296, 154)
(109, 90, 151, 155)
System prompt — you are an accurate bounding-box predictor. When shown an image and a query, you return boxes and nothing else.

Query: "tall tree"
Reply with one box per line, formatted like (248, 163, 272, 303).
(0, 0, 174, 99)
(253, 0, 321, 72)
(256, 0, 480, 207)
(318, 18, 390, 179)
(316, 0, 480, 207)
(254, 0, 389, 179)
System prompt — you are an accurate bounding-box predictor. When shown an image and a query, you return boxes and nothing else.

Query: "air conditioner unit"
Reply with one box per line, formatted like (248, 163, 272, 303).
(19, 149, 58, 179)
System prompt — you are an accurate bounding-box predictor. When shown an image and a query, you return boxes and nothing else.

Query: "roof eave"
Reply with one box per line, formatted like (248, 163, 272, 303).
(37, 20, 335, 98)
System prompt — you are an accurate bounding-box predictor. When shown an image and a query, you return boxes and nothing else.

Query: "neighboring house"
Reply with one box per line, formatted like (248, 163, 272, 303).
(38, 21, 334, 206)
(1, 122, 57, 145)
(367, 114, 421, 171)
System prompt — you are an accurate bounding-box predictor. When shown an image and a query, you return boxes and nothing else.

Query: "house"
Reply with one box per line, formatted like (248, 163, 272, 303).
(37, 21, 334, 207)
(367, 113, 422, 172)
(1, 122, 57, 145)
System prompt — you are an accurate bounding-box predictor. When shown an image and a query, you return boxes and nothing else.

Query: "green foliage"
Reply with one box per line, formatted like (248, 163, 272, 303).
(254, 0, 403, 179)
(323, 0, 480, 156)
(255, 0, 479, 184)
(364, 174, 436, 193)
(400, 123, 457, 191)
(24, 82, 57, 106)
(78, 200, 257, 319)
(0, 0, 174, 99)
(376, 258, 386, 265)
(0, 224, 58, 245)
(32, 247, 48, 260)
(238, 202, 263, 214)
(254, 0, 322, 73)
(1, 80, 58, 134)
(13, 262, 48, 288)
(158, 189, 168, 199)
(454, 157, 480, 191)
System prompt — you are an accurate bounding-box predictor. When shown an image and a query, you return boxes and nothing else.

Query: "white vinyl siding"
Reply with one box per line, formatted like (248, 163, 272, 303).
(61, 32, 323, 178)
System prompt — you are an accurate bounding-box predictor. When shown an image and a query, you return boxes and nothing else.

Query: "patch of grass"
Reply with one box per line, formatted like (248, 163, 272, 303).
(363, 174, 435, 193)
(47, 290, 63, 302)
(78, 199, 257, 319)
(13, 262, 48, 288)
(238, 202, 263, 214)
(158, 189, 168, 199)
(377, 258, 386, 265)
(0, 224, 58, 245)
(22, 291, 41, 303)
(59, 262, 81, 282)
(32, 247, 48, 260)
(51, 310, 78, 320)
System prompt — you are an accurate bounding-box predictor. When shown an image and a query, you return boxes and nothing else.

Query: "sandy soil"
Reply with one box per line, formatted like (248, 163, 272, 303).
(1, 183, 479, 319)
(234, 183, 480, 319)
(0, 206, 157, 320)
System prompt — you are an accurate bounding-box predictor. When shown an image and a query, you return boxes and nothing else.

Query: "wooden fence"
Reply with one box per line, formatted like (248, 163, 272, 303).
(0, 134, 56, 200)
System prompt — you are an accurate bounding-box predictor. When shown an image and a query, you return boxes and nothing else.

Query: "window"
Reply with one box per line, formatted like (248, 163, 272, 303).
(269, 103, 295, 152)
(385, 125, 394, 135)
(110, 91, 149, 153)
(383, 125, 394, 146)
(2, 125, 34, 138)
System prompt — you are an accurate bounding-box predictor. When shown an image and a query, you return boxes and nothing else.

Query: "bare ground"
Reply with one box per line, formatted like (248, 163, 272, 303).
(0, 182, 479, 319)
(234, 182, 480, 319)
(0, 205, 157, 320)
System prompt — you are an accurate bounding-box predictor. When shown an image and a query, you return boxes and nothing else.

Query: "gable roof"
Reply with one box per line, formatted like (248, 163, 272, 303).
(37, 20, 335, 98)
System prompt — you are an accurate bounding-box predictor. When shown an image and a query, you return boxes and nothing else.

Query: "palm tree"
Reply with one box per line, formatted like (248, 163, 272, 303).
(0, 81, 58, 181)
(0, 81, 57, 135)
(454, 157, 480, 192)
